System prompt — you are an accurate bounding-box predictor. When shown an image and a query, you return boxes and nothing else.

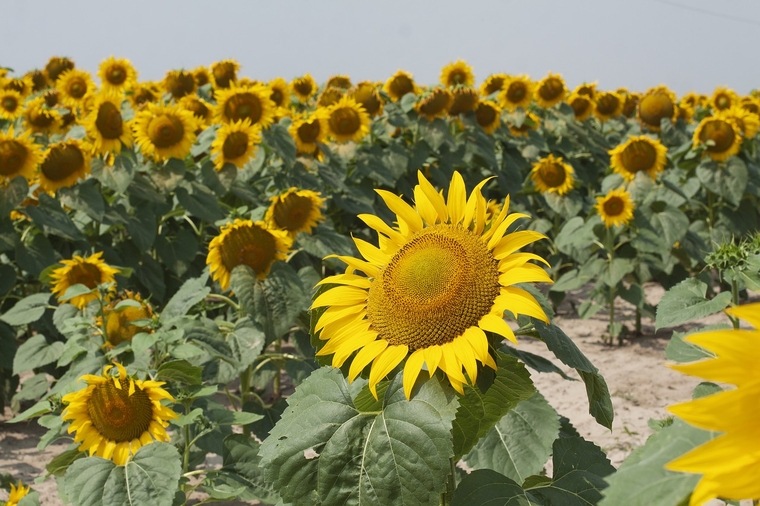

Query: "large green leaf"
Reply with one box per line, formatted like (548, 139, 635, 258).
(175, 181, 225, 222)
(664, 327, 725, 363)
(452, 469, 534, 506)
(160, 272, 210, 322)
(655, 278, 732, 330)
(451, 352, 535, 459)
(25, 193, 85, 241)
(260, 367, 459, 506)
(553, 217, 597, 263)
(91, 155, 135, 193)
(638, 200, 689, 249)
(263, 123, 297, 167)
(463, 392, 560, 484)
(0, 292, 51, 326)
(696, 157, 748, 207)
(204, 434, 280, 503)
(57, 179, 107, 221)
(12, 334, 64, 375)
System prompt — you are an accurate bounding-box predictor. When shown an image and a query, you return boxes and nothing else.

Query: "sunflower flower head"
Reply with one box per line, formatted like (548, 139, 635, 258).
(291, 74, 317, 102)
(710, 86, 738, 112)
(448, 86, 480, 116)
(38, 139, 92, 193)
(638, 85, 677, 131)
(568, 92, 593, 121)
(213, 83, 276, 128)
(719, 107, 760, 139)
(531, 154, 575, 195)
(3, 76, 33, 97)
(693, 115, 742, 162)
(416, 87, 453, 121)
(318, 87, 344, 108)
(289, 110, 329, 154)
(265, 187, 326, 237)
(178, 95, 213, 129)
(163, 69, 196, 100)
(326, 95, 370, 143)
(574, 82, 597, 100)
(498, 75, 534, 111)
(50, 251, 120, 309)
(0, 89, 24, 120)
(210, 119, 262, 170)
(609, 135, 668, 182)
(622, 91, 641, 117)
(326, 75, 353, 91)
(23, 96, 62, 135)
(268, 77, 292, 110)
(0, 127, 44, 184)
(480, 73, 509, 97)
(440, 60, 475, 88)
(5, 480, 30, 506)
(192, 66, 211, 88)
(384, 70, 418, 101)
(535, 73, 567, 108)
(132, 103, 198, 162)
(475, 100, 502, 134)
(349, 81, 384, 117)
(98, 56, 138, 95)
(593, 91, 624, 121)
(82, 92, 132, 155)
(103, 291, 154, 348)
(128, 81, 161, 110)
(45, 56, 75, 82)
(211, 59, 240, 90)
(56, 69, 95, 110)
(62, 363, 177, 466)
(739, 96, 760, 116)
(312, 170, 551, 399)
(595, 188, 635, 228)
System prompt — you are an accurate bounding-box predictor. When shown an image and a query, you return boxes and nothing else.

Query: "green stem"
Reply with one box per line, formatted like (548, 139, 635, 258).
(273, 338, 282, 399)
(607, 227, 616, 346)
(731, 278, 740, 330)
(182, 400, 193, 474)
(205, 294, 240, 311)
(635, 308, 642, 336)
(240, 364, 252, 437)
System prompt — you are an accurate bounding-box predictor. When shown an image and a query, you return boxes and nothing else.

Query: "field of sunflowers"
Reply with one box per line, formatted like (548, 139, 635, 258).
(1, 55, 759, 506)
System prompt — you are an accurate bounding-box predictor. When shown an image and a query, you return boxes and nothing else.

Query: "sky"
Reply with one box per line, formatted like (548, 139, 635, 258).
(1, 0, 760, 95)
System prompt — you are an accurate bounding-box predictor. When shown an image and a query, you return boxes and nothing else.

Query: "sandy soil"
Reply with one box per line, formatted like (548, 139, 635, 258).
(0, 283, 750, 506)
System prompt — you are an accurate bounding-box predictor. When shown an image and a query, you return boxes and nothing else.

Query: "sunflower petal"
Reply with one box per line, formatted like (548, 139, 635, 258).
(376, 189, 423, 233)
(369, 344, 408, 399)
(446, 171, 467, 224)
(311, 286, 367, 308)
(416, 171, 448, 223)
(403, 350, 427, 399)
(348, 339, 388, 382)
(495, 287, 549, 323)
(478, 314, 517, 344)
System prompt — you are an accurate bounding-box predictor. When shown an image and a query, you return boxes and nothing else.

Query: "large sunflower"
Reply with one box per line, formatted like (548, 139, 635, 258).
(383, 70, 418, 101)
(38, 139, 92, 193)
(210, 119, 262, 170)
(440, 60, 474, 88)
(23, 97, 62, 135)
(693, 116, 742, 162)
(719, 107, 760, 139)
(62, 363, 176, 466)
(311, 171, 551, 399)
(211, 59, 240, 89)
(609, 135, 668, 181)
(213, 83, 276, 128)
(5, 481, 30, 506)
(326, 96, 370, 143)
(265, 187, 326, 237)
(479, 73, 509, 97)
(0, 89, 24, 120)
(416, 87, 453, 121)
(290, 74, 317, 102)
(349, 81, 384, 117)
(475, 100, 502, 134)
(289, 111, 328, 154)
(595, 188, 635, 228)
(498, 75, 534, 111)
(45, 56, 75, 82)
(132, 103, 198, 161)
(163, 70, 196, 100)
(531, 154, 575, 195)
(82, 92, 132, 155)
(448, 86, 480, 116)
(98, 56, 137, 95)
(568, 92, 593, 121)
(50, 251, 120, 309)
(593, 91, 624, 121)
(638, 85, 677, 131)
(0, 127, 44, 183)
(56, 69, 95, 110)
(710, 86, 738, 112)
(665, 303, 760, 506)
(103, 292, 154, 348)
(206, 219, 292, 290)
(535, 73, 567, 108)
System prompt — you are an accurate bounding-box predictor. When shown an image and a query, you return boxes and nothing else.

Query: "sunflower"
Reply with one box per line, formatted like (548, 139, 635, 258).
(622, 92, 640, 117)
(693, 116, 742, 162)
(289, 111, 328, 154)
(475, 100, 502, 134)
(210, 59, 239, 89)
(0, 89, 23, 120)
(213, 83, 276, 128)
(206, 219, 292, 290)
(103, 292, 154, 347)
(593, 91, 624, 121)
(45, 56, 75, 82)
(740, 96, 760, 116)
(574, 82, 597, 100)
(719, 107, 760, 138)
(665, 303, 760, 506)
(509, 111, 540, 137)
(710, 86, 738, 112)
(311, 170, 550, 399)
(498, 75, 534, 111)
(97, 56, 137, 95)
(531, 154, 575, 195)
(178, 95, 213, 129)
(27, 69, 50, 92)
(317, 87, 343, 108)
(128, 81, 161, 110)
(50, 251, 120, 308)
(265, 188, 325, 237)
(5, 481, 30, 506)
(268, 77, 292, 110)
(681, 91, 705, 109)
(535, 73, 567, 108)
(56, 69, 95, 109)
(479, 73, 509, 97)
(38, 139, 92, 193)
(211, 119, 261, 170)
(677, 101, 695, 123)
(132, 103, 198, 161)
(384, 70, 418, 101)
(448, 86, 480, 116)
(638, 85, 677, 131)
(23, 96, 62, 135)
(349, 81, 384, 117)
(291, 74, 317, 102)
(326, 96, 370, 143)
(61, 363, 176, 466)
(0, 127, 44, 183)
(595, 188, 635, 228)
(416, 87, 453, 121)
(3, 76, 32, 97)
(440, 60, 474, 88)
(190, 66, 210, 88)
(609, 135, 668, 182)
(82, 92, 132, 155)
(326, 75, 352, 91)
(163, 70, 196, 100)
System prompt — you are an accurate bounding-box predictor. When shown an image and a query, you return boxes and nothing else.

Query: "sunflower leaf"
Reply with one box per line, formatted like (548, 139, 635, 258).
(452, 469, 535, 506)
(12, 334, 63, 375)
(0, 176, 28, 216)
(655, 278, 732, 330)
(249, 262, 309, 345)
(263, 124, 297, 168)
(160, 272, 210, 323)
(0, 292, 51, 327)
(26, 193, 86, 241)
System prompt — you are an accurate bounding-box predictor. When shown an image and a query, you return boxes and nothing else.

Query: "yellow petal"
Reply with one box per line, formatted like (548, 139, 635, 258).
(316, 273, 372, 289)
(439, 344, 466, 384)
(462, 178, 491, 231)
(325, 255, 380, 278)
(331, 331, 379, 368)
(478, 314, 517, 344)
(312, 286, 367, 308)
(726, 302, 760, 329)
(499, 263, 553, 287)
(403, 350, 427, 399)
(416, 170, 448, 223)
(315, 304, 365, 332)
(495, 287, 549, 323)
(414, 185, 440, 226)
(353, 237, 391, 266)
(446, 171, 467, 224)
(423, 345, 443, 376)
(348, 339, 388, 382)
(493, 230, 546, 257)
(359, 213, 405, 245)
(369, 344, 408, 399)
(376, 189, 423, 234)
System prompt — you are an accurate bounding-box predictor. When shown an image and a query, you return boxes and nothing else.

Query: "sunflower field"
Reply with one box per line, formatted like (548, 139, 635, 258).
(1, 56, 759, 506)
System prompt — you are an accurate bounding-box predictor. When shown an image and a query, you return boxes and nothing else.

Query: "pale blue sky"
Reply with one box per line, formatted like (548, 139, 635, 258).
(1, 0, 759, 95)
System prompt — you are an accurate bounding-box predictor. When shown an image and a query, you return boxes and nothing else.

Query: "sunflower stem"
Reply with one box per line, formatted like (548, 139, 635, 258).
(731, 278, 740, 330)
(635, 307, 642, 336)
(273, 338, 282, 399)
(205, 294, 240, 311)
(606, 227, 616, 346)
(182, 400, 193, 475)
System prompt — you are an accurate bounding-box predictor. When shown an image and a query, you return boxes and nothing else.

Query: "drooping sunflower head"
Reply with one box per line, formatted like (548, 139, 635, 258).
(440, 60, 475, 88)
(312, 170, 551, 399)
(638, 85, 677, 131)
(349, 81, 384, 117)
(23, 96, 63, 135)
(508, 111, 540, 137)
(531, 154, 575, 195)
(128, 81, 161, 110)
(710, 86, 738, 112)
(535, 73, 567, 108)
(622, 91, 640, 117)
(56, 69, 95, 110)
(210, 59, 240, 89)
(475, 100, 502, 134)
(415, 87, 453, 121)
(0, 89, 23, 120)
(45, 56, 75, 82)
(207, 219, 293, 290)
(6, 480, 30, 506)
(448, 86, 480, 116)
(326, 75, 352, 91)
(609, 135, 667, 181)
(98, 56, 138, 94)
(267, 77, 292, 110)
(50, 251, 120, 308)
(38, 139, 92, 193)
(568, 92, 593, 122)
(479, 73, 509, 97)
(693, 116, 742, 162)
(384, 70, 418, 101)
(82, 92, 132, 155)
(593, 91, 624, 121)
(289, 110, 328, 154)
(163, 69, 196, 100)
(102, 291, 154, 347)
(595, 188, 635, 228)
(0, 127, 44, 184)
(265, 187, 326, 237)
(213, 83, 276, 128)
(28, 69, 50, 92)
(498, 75, 535, 111)
(61, 363, 177, 466)
(317, 87, 344, 108)
(574, 82, 597, 100)
(192, 66, 211, 88)
(740, 96, 760, 116)
(178, 95, 213, 129)
(326, 95, 371, 143)
(290, 74, 317, 102)
(719, 107, 760, 139)
(211, 119, 262, 170)
(132, 102, 198, 161)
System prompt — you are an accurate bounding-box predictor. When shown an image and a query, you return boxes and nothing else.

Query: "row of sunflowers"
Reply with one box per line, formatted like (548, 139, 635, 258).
(0, 55, 759, 506)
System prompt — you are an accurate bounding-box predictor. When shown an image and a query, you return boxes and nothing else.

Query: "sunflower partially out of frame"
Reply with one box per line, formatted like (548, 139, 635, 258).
(62, 363, 177, 466)
(5, 480, 30, 506)
(719, 107, 760, 139)
(132, 103, 198, 161)
(265, 187, 326, 237)
(595, 188, 635, 228)
(210, 119, 262, 170)
(609, 135, 668, 181)
(312, 170, 551, 399)
(50, 251, 120, 309)
(0, 127, 43, 184)
(531, 154, 575, 195)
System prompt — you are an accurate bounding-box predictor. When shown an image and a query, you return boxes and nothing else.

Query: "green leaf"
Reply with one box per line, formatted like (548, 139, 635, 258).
(665, 328, 724, 363)
(296, 225, 355, 264)
(211, 433, 280, 503)
(419, 118, 450, 151)
(17, 490, 40, 506)
(210, 409, 264, 426)
(91, 155, 135, 193)
(463, 392, 560, 484)
(0, 176, 28, 216)
(25, 193, 85, 241)
(453, 469, 534, 506)
(175, 181, 225, 222)
(15, 233, 56, 278)
(639, 201, 689, 249)
(13, 334, 64, 375)
(599, 419, 715, 506)
(156, 359, 203, 385)
(599, 258, 635, 287)
(0, 292, 50, 326)
(57, 179, 107, 221)
(696, 157, 748, 207)
(260, 367, 459, 506)
(500, 344, 575, 381)
(8, 399, 51, 423)
(46, 448, 86, 477)
(12, 373, 49, 402)
(655, 278, 732, 330)
(160, 272, 210, 322)
(554, 217, 597, 263)
(452, 352, 535, 459)
(154, 228, 198, 277)
(263, 123, 297, 167)
(123, 206, 156, 251)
